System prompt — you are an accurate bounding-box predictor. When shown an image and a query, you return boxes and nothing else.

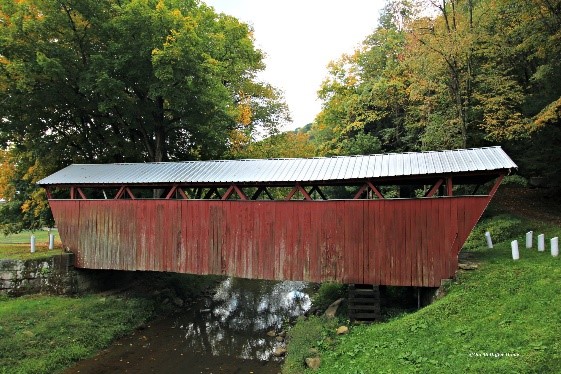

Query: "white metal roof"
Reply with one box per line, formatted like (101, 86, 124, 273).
(37, 146, 517, 186)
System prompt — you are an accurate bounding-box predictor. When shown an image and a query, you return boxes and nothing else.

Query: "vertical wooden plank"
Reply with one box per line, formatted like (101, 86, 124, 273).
(293, 201, 302, 281)
(273, 202, 284, 280)
(369, 200, 379, 285)
(361, 200, 368, 285)
(301, 201, 312, 282)
(438, 198, 448, 284)
(244, 201, 254, 279)
(260, 202, 275, 280)
(413, 198, 422, 286)
(427, 199, 437, 286)
(220, 201, 231, 276)
(402, 200, 411, 286)
(279, 203, 290, 280)
(324, 202, 337, 281)
(250, 201, 260, 279)
(392, 200, 401, 286)
(229, 201, 239, 278)
(308, 202, 321, 282)
(343, 201, 361, 283)
(449, 197, 459, 281)
(381, 199, 391, 285)
(199, 201, 211, 274)
(183, 201, 194, 274)
(333, 201, 344, 282)
(422, 198, 431, 286)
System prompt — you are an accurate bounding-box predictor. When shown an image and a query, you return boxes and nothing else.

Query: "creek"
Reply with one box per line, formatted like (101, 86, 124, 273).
(64, 277, 314, 373)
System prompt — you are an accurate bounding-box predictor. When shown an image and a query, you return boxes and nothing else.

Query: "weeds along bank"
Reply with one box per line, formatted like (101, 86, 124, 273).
(0, 253, 221, 374)
(0, 294, 153, 373)
(282, 213, 561, 373)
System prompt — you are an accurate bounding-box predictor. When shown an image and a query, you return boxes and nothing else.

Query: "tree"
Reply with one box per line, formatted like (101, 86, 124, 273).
(311, 0, 414, 155)
(0, 0, 287, 164)
(228, 132, 317, 160)
(0, 0, 289, 232)
(0, 148, 53, 234)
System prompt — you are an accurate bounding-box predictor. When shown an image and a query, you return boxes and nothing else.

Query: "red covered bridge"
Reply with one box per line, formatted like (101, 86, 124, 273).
(38, 146, 516, 287)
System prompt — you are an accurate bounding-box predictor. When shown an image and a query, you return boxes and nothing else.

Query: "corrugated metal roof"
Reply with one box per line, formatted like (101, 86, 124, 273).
(37, 146, 517, 186)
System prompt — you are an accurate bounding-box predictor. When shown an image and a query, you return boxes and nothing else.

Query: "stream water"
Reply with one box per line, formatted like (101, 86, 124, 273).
(64, 278, 313, 373)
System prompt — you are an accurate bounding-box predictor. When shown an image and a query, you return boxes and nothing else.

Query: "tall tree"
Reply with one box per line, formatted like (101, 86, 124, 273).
(0, 0, 287, 165)
(312, 0, 413, 155)
(0, 0, 289, 233)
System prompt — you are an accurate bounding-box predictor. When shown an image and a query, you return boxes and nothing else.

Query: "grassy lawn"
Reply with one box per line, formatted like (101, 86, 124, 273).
(0, 294, 153, 374)
(0, 230, 62, 261)
(283, 214, 561, 373)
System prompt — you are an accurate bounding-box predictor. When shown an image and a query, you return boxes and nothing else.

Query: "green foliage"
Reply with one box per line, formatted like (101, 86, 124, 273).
(501, 175, 529, 187)
(229, 132, 317, 159)
(309, 0, 561, 190)
(0, 295, 153, 373)
(312, 282, 347, 312)
(463, 214, 524, 252)
(282, 316, 340, 374)
(0, 0, 289, 233)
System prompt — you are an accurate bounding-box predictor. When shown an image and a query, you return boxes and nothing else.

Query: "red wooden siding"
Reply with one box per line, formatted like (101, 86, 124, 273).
(49, 197, 490, 287)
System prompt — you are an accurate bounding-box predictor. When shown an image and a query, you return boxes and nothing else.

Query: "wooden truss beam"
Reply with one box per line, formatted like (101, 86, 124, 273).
(164, 185, 190, 199)
(222, 184, 248, 200)
(446, 177, 453, 196)
(353, 181, 384, 199)
(204, 187, 221, 199)
(251, 186, 274, 200)
(307, 186, 327, 200)
(425, 179, 444, 197)
(487, 174, 504, 199)
(114, 186, 136, 199)
(285, 183, 312, 201)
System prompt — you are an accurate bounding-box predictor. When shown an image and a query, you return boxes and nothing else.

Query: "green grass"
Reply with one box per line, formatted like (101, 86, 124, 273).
(0, 294, 153, 374)
(0, 230, 60, 244)
(0, 230, 62, 260)
(283, 215, 561, 373)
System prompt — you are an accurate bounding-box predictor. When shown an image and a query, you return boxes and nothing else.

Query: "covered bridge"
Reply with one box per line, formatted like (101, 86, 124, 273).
(38, 146, 517, 287)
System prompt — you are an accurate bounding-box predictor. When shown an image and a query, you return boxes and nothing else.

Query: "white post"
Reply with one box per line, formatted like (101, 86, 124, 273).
(30, 235, 36, 253)
(511, 240, 519, 260)
(551, 237, 559, 257)
(49, 233, 54, 250)
(526, 231, 533, 248)
(485, 231, 493, 248)
(538, 234, 545, 252)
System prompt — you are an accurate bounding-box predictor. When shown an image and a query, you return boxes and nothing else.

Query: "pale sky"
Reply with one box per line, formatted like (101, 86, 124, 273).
(203, 1, 385, 130)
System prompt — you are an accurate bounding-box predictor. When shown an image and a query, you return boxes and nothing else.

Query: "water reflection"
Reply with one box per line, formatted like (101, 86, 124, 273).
(177, 277, 312, 361)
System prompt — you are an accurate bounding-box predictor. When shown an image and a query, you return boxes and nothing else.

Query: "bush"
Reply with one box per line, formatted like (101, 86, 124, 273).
(312, 282, 347, 312)
(501, 175, 528, 187)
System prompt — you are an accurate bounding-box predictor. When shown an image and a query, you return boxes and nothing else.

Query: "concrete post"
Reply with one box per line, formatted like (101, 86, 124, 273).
(49, 233, 55, 250)
(485, 231, 493, 249)
(538, 234, 545, 252)
(511, 240, 519, 260)
(526, 231, 533, 249)
(551, 237, 559, 257)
